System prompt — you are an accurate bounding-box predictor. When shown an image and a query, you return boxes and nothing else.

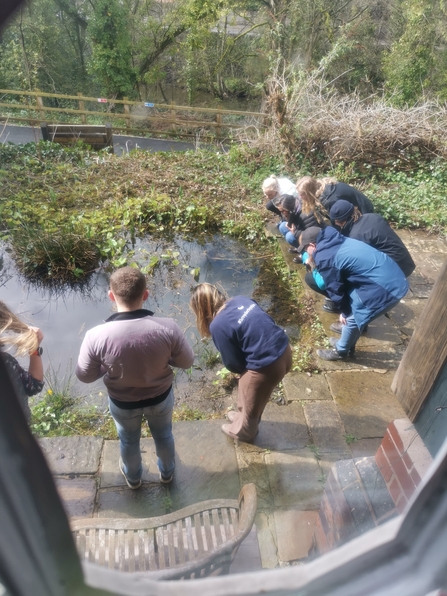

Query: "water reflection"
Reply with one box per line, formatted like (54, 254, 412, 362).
(0, 235, 259, 405)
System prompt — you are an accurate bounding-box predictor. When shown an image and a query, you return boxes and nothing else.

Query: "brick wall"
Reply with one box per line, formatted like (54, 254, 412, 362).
(375, 418, 433, 513)
(314, 418, 433, 554)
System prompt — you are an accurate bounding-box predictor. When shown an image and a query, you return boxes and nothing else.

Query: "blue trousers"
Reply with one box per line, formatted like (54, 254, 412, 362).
(335, 303, 400, 354)
(278, 222, 298, 247)
(108, 389, 175, 483)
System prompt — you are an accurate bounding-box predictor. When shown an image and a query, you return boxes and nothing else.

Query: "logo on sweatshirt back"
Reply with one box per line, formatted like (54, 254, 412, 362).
(237, 303, 255, 324)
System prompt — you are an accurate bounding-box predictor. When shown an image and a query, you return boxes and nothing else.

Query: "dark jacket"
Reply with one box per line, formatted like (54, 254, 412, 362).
(288, 210, 323, 237)
(209, 296, 289, 374)
(320, 182, 374, 215)
(1, 352, 44, 421)
(314, 227, 409, 328)
(340, 213, 415, 277)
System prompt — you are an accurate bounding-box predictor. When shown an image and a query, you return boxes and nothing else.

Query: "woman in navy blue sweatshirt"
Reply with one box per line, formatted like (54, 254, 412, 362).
(190, 284, 292, 443)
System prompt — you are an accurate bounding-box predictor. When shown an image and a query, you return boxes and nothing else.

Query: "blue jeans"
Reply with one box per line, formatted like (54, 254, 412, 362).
(335, 303, 399, 354)
(278, 222, 298, 247)
(108, 389, 175, 482)
(334, 315, 362, 354)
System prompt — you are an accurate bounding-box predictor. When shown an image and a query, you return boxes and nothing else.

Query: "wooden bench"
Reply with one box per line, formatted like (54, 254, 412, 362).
(70, 483, 257, 580)
(40, 123, 114, 152)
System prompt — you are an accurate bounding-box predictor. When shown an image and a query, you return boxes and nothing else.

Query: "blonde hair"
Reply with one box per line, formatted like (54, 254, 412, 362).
(296, 176, 327, 223)
(262, 175, 280, 195)
(316, 177, 338, 198)
(0, 301, 38, 356)
(351, 206, 361, 223)
(190, 283, 227, 338)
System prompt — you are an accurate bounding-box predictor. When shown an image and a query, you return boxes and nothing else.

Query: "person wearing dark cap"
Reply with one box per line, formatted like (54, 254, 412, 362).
(299, 226, 409, 360)
(328, 201, 415, 333)
(278, 194, 323, 262)
(330, 200, 415, 278)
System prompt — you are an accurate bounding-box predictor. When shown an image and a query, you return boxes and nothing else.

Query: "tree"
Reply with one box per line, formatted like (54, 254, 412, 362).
(382, 0, 447, 104)
(88, 0, 136, 98)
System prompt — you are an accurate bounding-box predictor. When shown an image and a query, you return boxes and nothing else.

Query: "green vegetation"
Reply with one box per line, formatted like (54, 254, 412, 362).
(3, 136, 447, 428)
(5, 0, 447, 108)
(212, 367, 237, 390)
(0, 142, 273, 283)
(172, 404, 215, 421)
(31, 389, 117, 438)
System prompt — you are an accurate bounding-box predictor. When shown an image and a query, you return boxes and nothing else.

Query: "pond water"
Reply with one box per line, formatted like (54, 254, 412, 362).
(0, 234, 260, 410)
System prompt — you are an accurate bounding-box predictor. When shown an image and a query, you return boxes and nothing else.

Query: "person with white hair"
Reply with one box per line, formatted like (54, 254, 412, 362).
(262, 175, 299, 219)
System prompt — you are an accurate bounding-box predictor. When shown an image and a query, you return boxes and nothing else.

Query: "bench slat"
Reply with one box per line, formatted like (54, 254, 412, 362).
(194, 513, 205, 555)
(155, 527, 166, 569)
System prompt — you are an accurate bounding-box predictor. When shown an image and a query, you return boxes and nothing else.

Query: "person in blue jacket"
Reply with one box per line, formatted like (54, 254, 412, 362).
(190, 283, 292, 442)
(297, 226, 409, 361)
(329, 200, 415, 277)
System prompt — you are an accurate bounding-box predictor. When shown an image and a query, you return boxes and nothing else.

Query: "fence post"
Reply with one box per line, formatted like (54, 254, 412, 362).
(216, 110, 222, 139)
(123, 97, 130, 131)
(78, 93, 86, 124)
(35, 90, 45, 122)
(170, 101, 176, 133)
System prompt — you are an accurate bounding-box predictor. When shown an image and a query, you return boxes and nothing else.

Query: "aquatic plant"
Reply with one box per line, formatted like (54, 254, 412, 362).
(0, 143, 271, 283)
(10, 222, 100, 283)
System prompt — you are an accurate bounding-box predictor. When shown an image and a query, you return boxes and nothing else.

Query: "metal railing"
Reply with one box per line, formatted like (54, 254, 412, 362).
(0, 88, 268, 140)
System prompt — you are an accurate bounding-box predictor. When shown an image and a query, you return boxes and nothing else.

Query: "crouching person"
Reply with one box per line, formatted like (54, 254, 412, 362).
(76, 267, 194, 488)
(298, 227, 409, 361)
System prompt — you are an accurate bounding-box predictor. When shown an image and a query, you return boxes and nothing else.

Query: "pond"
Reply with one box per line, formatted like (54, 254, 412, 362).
(0, 233, 263, 414)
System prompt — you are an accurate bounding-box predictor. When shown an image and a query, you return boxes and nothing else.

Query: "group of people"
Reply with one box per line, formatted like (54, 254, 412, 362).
(2, 266, 292, 490)
(1, 172, 414, 489)
(263, 174, 414, 361)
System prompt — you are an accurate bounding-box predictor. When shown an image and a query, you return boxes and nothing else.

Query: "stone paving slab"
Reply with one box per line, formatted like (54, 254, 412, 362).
(355, 314, 403, 348)
(327, 371, 406, 439)
(316, 345, 405, 372)
(349, 438, 383, 459)
(265, 449, 323, 510)
(302, 401, 351, 455)
(100, 421, 240, 511)
(318, 452, 349, 486)
(255, 511, 278, 569)
(100, 439, 158, 488)
(398, 229, 447, 255)
(229, 526, 262, 574)
(283, 372, 332, 401)
(236, 449, 273, 510)
(409, 283, 434, 299)
(55, 477, 97, 518)
(169, 420, 240, 511)
(386, 298, 427, 338)
(97, 485, 168, 518)
(236, 401, 309, 453)
(334, 460, 376, 535)
(274, 509, 318, 562)
(39, 436, 103, 475)
(354, 457, 396, 522)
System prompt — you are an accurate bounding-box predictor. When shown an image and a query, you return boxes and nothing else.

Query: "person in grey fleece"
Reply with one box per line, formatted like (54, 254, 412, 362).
(76, 266, 194, 489)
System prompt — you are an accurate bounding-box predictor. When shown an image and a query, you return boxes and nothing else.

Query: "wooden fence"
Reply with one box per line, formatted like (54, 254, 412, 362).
(0, 88, 268, 140)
